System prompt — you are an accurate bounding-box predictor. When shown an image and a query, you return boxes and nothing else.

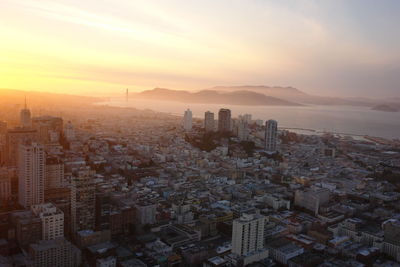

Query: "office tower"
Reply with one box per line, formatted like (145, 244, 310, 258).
(32, 116, 63, 144)
(232, 213, 266, 256)
(294, 188, 330, 215)
(71, 167, 96, 233)
(11, 210, 42, 248)
(218, 109, 231, 134)
(5, 127, 37, 166)
(18, 142, 45, 208)
(136, 201, 157, 225)
(265, 119, 278, 152)
(204, 111, 215, 133)
(183, 109, 193, 131)
(64, 121, 76, 141)
(20, 99, 32, 128)
(45, 157, 65, 189)
(28, 237, 81, 267)
(0, 167, 12, 203)
(31, 203, 64, 240)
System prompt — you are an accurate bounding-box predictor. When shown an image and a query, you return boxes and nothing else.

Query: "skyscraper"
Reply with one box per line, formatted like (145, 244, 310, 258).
(71, 167, 96, 234)
(218, 109, 231, 134)
(183, 109, 192, 131)
(20, 98, 31, 128)
(232, 213, 266, 256)
(18, 142, 45, 208)
(265, 120, 278, 152)
(204, 111, 215, 133)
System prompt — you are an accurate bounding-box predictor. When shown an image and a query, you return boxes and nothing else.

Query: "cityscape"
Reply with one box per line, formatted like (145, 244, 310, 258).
(0, 99, 399, 267)
(1, 0, 400, 266)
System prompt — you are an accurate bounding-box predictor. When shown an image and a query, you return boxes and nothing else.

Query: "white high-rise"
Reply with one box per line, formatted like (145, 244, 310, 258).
(232, 213, 266, 256)
(204, 111, 215, 133)
(31, 203, 64, 240)
(18, 142, 45, 208)
(183, 109, 192, 131)
(265, 120, 278, 152)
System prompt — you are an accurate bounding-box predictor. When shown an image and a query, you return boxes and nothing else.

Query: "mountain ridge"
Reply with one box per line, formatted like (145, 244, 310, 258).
(133, 88, 301, 106)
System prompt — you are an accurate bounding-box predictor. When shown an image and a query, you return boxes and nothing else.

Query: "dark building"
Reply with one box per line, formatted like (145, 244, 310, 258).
(218, 109, 231, 134)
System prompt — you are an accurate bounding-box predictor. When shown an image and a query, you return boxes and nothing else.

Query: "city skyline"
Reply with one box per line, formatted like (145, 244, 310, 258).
(1, 0, 400, 97)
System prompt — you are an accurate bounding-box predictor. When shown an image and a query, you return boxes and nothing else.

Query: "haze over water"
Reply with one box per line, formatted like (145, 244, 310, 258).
(102, 98, 400, 140)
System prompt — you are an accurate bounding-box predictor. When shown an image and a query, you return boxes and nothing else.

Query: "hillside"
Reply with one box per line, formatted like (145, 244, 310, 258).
(134, 88, 301, 106)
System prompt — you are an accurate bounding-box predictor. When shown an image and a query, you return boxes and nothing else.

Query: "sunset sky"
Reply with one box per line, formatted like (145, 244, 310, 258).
(1, 0, 399, 97)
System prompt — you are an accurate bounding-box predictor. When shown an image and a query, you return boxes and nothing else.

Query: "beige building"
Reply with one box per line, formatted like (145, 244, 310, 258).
(31, 203, 64, 240)
(18, 142, 45, 208)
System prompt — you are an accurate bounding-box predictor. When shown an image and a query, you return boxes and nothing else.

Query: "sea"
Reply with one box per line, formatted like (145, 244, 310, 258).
(98, 98, 400, 140)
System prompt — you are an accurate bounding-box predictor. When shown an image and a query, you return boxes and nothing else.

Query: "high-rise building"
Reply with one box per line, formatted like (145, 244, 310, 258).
(265, 120, 278, 152)
(232, 213, 266, 256)
(28, 237, 81, 267)
(183, 109, 193, 131)
(5, 127, 37, 166)
(71, 167, 96, 234)
(20, 99, 32, 128)
(204, 111, 215, 133)
(0, 167, 12, 203)
(31, 203, 64, 240)
(218, 109, 231, 134)
(18, 142, 45, 208)
(45, 157, 65, 189)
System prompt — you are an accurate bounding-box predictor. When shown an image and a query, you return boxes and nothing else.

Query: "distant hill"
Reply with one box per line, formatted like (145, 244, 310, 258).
(372, 104, 399, 112)
(209, 85, 374, 106)
(133, 88, 301, 106)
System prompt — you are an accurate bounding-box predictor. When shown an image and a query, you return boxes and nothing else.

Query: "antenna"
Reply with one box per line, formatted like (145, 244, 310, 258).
(24, 96, 27, 109)
(126, 88, 129, 102)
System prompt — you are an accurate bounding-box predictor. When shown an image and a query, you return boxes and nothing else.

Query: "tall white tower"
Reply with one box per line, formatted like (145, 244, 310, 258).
(232, 213, 266, 256)
(183, 109, 192, 131)
(20, 97, 32, 128)
(265, 120, 278, 152)
(18, 142, 45, 208)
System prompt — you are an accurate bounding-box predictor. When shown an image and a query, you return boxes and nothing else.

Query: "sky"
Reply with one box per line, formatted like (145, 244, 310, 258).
(1, 0, 399, 98)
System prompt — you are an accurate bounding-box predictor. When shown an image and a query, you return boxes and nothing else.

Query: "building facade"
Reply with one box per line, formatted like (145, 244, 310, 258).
(183, 109, 193, 131)
(265, 119, 278, 152)
(18, 142, 45, 208)
(218, 109, 231, 134)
